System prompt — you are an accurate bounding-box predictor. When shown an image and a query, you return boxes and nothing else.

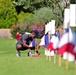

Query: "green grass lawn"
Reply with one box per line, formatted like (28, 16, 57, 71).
(0, 38, 75, 75)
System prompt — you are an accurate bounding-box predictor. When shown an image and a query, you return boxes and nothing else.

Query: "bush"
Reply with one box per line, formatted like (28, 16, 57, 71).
(0, 0, 17, 28)
(18, 12, 34, 24)
(11, 27, 20, 38)
(33, 7, 55, 23)
(17, 12, 34, 33)
(11, 21, 45, 38)
(31, 22, 45, 38)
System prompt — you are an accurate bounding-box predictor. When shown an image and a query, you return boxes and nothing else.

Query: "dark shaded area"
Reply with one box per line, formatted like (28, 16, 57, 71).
(70, 0, 76, 4)
(15, 5, 34, 14)
(14, 1, 50, 14)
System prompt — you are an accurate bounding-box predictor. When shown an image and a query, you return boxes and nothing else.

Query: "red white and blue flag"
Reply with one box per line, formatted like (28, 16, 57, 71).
(58, 28, 69, 55)
(29, 39, 36, 47)
(38, 33, 49, 46)
(67, 29, 76, 59)
(47, 31, 60, 51)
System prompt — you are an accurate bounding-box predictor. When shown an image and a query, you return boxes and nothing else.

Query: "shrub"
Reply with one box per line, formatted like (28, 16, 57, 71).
(11, 27, 20, 38)
(31, 22, 45, 38)
(0, 0, 17, 28)
(33, 7, 55, 23)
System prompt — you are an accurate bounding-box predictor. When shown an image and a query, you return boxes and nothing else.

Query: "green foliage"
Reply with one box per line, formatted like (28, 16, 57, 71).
(18, 7, 59, 24)
(0, 0, 70, 29)
(13, 0, 26, 6)
(0, 0, 17, 28)
(18, 7, 56, 24)
(48, 0, 70, 25)
(23, 13, 34, 23)
(11, 12, 34, 38)
(12, 0, 70, 26)
(31, 22, 45, 38)
(18, 12, 34, 23)
(17, 12, 34, 33)
(11, 27, 20, 38)
(11, 26, 26, 38)
(70, 0, 76, 4)
(18, 11, 26, 23)
(34, 7, 56, 23)
(16, 7, 57, 37)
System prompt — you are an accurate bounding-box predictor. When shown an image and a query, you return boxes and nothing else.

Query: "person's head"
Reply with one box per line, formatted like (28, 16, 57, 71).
(29, 31, 36, 39)
(17, 32, 19, 34)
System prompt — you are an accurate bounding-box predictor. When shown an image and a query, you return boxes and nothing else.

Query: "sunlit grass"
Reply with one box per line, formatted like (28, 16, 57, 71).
(0, 38, 75, 75)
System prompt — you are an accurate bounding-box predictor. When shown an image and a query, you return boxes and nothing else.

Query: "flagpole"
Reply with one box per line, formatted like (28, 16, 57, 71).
(75, 56, 76, 75)
(66, 59, 69, 70)
(46, 55, 49, 60)
(58, 54, 61, 67)
(45, 23, 49, 61)
(54, 28, 58, 64)
(45, 48, 49, 61)
(49, 55, 51, 61)
(58, 28, 62, 67)
(49, 49, 51, 62)
(54, 51, 56, 64)
(65, 52, 69, 70)
(75, 60, 76, 75)
(46, 50, 48, 61)
(65, 22, 69, 70)
(48, 31, 51, 62)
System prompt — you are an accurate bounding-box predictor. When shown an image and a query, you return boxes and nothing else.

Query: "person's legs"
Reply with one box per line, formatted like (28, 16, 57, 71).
(28, 47, 35, 56)
(16, 43, 29, 57)
(28, 47, 40, 56)
(30, 47, 39, 54)
(16, 44, 22, 57)
(16, 44, 40, 57)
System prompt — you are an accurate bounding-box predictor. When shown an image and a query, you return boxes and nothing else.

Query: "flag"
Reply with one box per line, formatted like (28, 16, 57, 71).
(29, 39, 36, 47)
(58, 28, 69, 55)
(47, 31, 60, 51)
(68, 30, 76, 58)
(38, 33, 49, 46)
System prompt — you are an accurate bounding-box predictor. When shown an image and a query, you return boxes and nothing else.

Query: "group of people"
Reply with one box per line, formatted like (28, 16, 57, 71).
(15, 31, 40, 57)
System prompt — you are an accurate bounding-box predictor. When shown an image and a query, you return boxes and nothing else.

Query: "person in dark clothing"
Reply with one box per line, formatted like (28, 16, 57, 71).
(16, 31, 39, 57)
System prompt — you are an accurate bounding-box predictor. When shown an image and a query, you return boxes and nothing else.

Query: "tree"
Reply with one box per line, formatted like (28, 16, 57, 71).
(0, 0, 17, 28)
(12, 0, 70, 25)
(34, 7, 56, 23)
(12, 0, 49, 14)
(47, 0, 70, 25)
(70, 0, 76, 4)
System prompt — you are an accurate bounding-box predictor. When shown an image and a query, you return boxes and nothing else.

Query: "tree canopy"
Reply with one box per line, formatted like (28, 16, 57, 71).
(0, 0, 17, 28)
(0, 0, 71, 28)
(13, 0, 70, 25)
(70, 0, 76, 4)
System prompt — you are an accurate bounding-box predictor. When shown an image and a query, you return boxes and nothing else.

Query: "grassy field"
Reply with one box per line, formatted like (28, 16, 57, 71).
(0, 38, 75, 75)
